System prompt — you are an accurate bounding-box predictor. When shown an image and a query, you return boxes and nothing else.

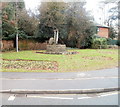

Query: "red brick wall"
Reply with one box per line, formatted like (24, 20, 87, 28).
(97, 27, 109, 38)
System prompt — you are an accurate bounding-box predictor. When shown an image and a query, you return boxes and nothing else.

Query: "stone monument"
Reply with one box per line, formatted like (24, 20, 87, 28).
(46, 28, 67, 54)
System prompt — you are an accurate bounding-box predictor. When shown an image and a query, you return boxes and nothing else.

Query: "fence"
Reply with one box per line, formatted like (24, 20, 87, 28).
(1, 40, 47, 51)
(1, 40, 14, 50)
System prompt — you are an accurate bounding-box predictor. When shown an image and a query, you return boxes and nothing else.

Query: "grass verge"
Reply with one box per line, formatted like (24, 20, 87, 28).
(1, 49, 118, 72)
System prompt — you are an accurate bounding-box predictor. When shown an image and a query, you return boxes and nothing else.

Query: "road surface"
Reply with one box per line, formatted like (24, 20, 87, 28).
(1, 91, 119, 105)
(0, 68, 119, 105)
(1, 68, 118, 90)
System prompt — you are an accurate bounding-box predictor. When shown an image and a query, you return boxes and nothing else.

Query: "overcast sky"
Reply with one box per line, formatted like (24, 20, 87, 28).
(24, 0, 102, 10)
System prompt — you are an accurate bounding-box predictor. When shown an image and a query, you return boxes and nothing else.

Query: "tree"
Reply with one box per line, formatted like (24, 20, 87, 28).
(65, 2, 95, 48)
(2, 2, 39, 38)
(37, 2, 67, 41)
(98, 0, 119, 40)
(2, 3, 16, 38)
(109, 27, 117, 39)
(18, 9, 39, 37)
(37, 1, 95, 47)
(107, 5, 118, 26)
(2, 2, 25, 39)
(99, 0, 118, 26)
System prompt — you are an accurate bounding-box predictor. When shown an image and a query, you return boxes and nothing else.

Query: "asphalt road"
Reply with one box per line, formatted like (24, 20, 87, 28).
(1, 68, 118, 79)
(1, 68, 118, 90)
(2, 77, 118, 90)
(0, 68, 119, 105)
(1, 91, 119, 105)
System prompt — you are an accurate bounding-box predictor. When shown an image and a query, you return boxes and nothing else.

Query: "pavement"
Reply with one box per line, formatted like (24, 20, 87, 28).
(0, 68, 119, 94)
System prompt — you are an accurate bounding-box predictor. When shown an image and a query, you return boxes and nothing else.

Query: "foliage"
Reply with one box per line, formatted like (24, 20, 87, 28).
(2, 2, 28, 52)
(107, 38, 112, 45)
(99, 1, 118, 26)
(39, 2, 66, 28)
(37, 2, 66, 41)
(117, 40, 120, 46)
(37, 2, 95, 48)
(18, 9, 39, 36)
(36, 25, 54, 41)
(2, 1, 39, 41)
(80, 26, 98, 48)
(66, 2, 95, 48)
(2, 2, 25, 39)
(2, 30, 28, 40)
(91, 37, 108, 49)
(108, 5, 118, 25)
(2, 1, 96, 49)
(107, 38, 119, 45)
(2, 19, 16, 38)
(109, 27, 117, 39)
(2, 3, 16, 38)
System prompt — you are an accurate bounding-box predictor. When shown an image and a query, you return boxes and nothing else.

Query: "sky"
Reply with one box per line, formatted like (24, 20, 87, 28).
(24, 0, 102, 11)
(24, 0, 116, 25)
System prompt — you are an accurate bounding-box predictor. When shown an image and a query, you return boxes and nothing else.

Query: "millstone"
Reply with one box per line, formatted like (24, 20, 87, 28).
(46, 44, 67, 54)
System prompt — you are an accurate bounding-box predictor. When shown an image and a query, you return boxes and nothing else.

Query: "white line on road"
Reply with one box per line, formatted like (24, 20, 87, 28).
(78, 92, 119, 100)
(8, 95, 15, 101)
(78, 97, 92, 100)
(98, 91, 118, 97)
(27, 96, 73, 100)
(6, 91, 119, 101)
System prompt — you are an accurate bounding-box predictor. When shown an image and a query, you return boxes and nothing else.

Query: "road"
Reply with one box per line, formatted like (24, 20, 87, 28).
(1, 68, 118, 79)
(0, 68, 119, 105)
(1, 68, 118, 90)
(1, 91, 119, 105)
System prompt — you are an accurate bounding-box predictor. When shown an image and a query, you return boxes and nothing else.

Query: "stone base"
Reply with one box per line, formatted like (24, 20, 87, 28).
(46, 44, 67, 54)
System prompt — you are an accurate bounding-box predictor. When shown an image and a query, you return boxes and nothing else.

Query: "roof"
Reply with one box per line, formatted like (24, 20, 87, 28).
(96, 23, 109, 28)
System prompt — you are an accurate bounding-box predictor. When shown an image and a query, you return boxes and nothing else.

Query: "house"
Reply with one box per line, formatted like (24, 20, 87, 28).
(96, 24, 109, 38)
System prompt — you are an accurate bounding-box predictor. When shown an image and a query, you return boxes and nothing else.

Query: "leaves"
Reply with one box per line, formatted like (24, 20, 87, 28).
(2, 2, 25, 39)
(18, 9, 39, 36)
(37, 2, 95, 48)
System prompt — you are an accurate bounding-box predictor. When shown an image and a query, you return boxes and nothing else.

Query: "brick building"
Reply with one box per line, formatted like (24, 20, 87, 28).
(96, 24, 109, 38)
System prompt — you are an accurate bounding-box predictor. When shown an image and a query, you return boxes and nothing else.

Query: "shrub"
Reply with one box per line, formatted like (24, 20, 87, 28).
(107, 38, 118, 45)
(81, 36, 92, 48)
(2, 30, 28, 40)
(91, 37, 108, 49)
(117, 40, 120, 46)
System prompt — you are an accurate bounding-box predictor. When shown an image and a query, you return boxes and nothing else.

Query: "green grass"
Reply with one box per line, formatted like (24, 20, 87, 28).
(2, 49, 118, 72)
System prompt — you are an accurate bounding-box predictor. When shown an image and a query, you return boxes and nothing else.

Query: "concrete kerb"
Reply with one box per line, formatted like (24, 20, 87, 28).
(0, 87, 120, 94)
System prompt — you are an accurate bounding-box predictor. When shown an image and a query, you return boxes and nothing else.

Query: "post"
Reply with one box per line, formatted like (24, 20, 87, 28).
(54, 29, 56, 44)
(56, 29, 58, 44)
(53, 29, 59, 44)
(15, 0, 18, 52)
(16, 32, 18, 52)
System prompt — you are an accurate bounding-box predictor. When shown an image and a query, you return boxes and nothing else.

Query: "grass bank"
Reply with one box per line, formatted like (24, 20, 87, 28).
(2, 49, 118, 72)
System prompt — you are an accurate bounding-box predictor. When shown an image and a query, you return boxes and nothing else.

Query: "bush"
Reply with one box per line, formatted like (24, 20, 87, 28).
(2, 30, 28, 40)
(18, 31, 28, 39)
(81, 36, 92, 48)
(107, 38, 118, 45)
(117, 40, 120, 46)
(91, 37, 108, 49)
